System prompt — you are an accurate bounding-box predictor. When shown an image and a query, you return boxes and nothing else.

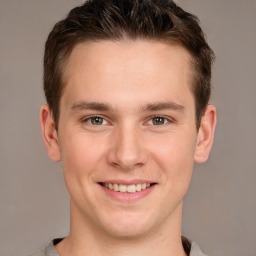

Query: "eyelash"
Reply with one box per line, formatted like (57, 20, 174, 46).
(146, 115, 174, 126)
(82, 115, 109, 126)
(82, 115, 174, 126)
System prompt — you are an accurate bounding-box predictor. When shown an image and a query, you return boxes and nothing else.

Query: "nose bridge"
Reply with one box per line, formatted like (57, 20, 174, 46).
(107, 121, 147, 169)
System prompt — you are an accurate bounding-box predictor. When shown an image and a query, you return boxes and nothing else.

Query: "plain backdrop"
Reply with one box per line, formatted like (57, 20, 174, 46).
(0, 1, 255, 256)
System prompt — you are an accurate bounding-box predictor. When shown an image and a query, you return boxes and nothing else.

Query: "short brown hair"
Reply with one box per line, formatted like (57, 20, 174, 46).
(44, 0, 214, 129)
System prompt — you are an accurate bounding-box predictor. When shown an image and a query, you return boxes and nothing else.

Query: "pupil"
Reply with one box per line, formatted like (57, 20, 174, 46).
(153, 117, 164, 125)
(92, 117, 103, 125)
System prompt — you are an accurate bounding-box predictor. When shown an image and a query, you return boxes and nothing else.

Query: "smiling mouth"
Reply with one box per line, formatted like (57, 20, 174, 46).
(100, 182, 156, 193)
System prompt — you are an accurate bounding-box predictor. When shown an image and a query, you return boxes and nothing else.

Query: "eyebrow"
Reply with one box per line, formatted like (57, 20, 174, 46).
(71, 101, 114, 112)
(143, 102, 185, 112)
(71, 101, 184, 113)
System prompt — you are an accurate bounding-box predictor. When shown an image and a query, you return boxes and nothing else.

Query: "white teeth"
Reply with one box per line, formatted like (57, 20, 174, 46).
(113, 184, 118, 191)
(103, 182, 151, 193)
(136, 184, 142, 191)
(127, 184, 136, 193)
(119, 184, 127, 192)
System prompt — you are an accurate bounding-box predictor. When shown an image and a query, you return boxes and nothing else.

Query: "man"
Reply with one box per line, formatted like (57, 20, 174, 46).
(31, 0, 216, 255)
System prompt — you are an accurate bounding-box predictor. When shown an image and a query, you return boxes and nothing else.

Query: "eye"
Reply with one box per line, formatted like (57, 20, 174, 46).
(84, 116, 108, 125)
(148, 116, 169, 125)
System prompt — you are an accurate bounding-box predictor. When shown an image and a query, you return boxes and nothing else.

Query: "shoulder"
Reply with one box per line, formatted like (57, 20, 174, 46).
(190, 241, 208, 256)
(182, 236, 208, 256)
(26, 239, 60, 256)
(26, 246, 47, 256)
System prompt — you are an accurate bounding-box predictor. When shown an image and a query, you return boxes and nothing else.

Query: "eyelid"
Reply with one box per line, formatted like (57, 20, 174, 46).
(81, 114, 176, 126)
(146, 115, 175, 125)
(82, 115, 109, 125)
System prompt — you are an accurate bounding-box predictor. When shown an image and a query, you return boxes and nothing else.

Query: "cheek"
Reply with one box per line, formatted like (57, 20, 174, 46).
(151, 132, 196, 189)
(59, 133, 105, 193)
(152, 131, 196, 163)
(59, 135, 109, 216)
(61, 132, 104, 168)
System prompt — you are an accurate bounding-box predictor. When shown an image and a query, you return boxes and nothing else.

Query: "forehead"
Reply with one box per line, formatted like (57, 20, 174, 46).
(64, 39, 192, 80)
(61, 40, 194, 111)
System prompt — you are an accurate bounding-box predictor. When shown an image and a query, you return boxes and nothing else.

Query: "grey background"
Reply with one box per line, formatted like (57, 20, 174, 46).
(0, 1, 255, 255)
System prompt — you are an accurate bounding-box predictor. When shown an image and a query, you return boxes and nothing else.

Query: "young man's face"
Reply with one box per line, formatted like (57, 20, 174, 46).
(41, 40, 215, 238)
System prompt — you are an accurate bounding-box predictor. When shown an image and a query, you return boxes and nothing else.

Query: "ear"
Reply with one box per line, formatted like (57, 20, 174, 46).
(40, 104, 61, 162)
(194, 104, 217, 163)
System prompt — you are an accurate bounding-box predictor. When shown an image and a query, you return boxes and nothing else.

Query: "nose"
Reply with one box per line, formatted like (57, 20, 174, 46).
(107, 124, 148, 170)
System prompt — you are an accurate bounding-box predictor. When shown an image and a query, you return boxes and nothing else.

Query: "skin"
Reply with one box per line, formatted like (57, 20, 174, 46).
(40, 40, 216, 256)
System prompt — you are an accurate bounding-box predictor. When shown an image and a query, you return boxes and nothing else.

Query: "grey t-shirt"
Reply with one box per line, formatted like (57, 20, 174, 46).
(27, 237, 208, 256)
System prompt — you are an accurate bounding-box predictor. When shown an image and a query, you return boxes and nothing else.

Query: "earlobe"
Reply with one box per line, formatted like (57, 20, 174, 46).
(40, 104, 61, 162)
(194, 104, 217, 163)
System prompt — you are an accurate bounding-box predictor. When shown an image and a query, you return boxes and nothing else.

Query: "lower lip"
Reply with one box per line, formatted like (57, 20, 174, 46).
(100, 184, 156, 202)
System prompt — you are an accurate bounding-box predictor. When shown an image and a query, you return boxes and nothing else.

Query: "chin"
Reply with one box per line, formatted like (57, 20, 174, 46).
(99, 211, 157, 239)
(106, 224, 150, 239)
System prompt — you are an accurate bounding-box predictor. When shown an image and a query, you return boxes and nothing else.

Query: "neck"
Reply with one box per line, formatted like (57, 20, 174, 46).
(55, 200, 187, 256)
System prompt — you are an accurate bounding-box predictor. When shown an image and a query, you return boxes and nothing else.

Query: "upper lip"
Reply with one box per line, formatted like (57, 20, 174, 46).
(99, 179, 156, 185)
